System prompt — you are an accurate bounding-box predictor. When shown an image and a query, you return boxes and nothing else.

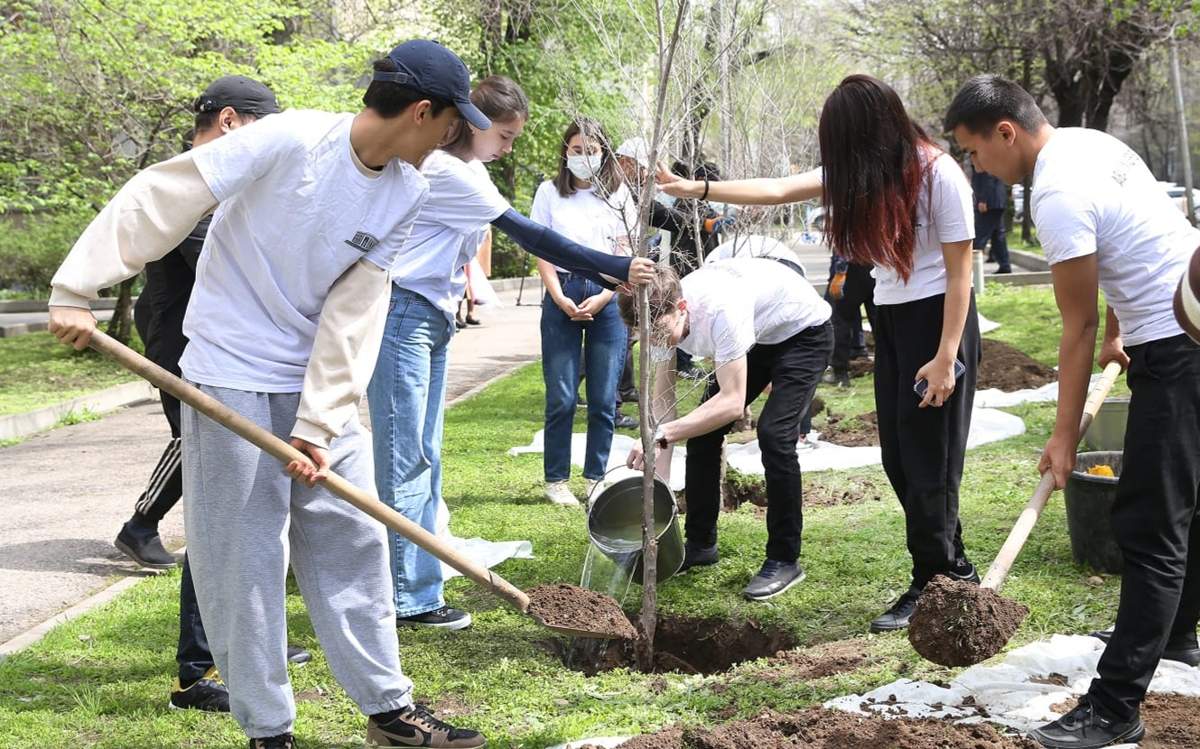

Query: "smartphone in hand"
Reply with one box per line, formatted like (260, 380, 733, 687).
(914, 359, 967, 399)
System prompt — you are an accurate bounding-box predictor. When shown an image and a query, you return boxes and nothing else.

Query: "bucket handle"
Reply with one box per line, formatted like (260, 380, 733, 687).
(587, 465, 673, 502)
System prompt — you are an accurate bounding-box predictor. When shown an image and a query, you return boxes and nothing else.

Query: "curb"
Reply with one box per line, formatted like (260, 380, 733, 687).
(1009, 249, 1049, 272)
(0, 297, 126, 313)
(0, 380, 159, 442)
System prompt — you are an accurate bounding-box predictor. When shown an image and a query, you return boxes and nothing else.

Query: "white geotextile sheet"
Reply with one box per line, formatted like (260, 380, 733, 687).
(508, 405, 1025, 481)
(434, 499, 533, 580)
(823, 634, 1200, 744)
(976, 372, 1101, 409)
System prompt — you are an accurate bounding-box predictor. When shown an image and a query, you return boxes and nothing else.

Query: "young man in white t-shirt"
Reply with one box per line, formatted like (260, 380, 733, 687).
(48, 40, 490, 749)
(948, 74, 1200, 749)
(623, 256, 833, 601)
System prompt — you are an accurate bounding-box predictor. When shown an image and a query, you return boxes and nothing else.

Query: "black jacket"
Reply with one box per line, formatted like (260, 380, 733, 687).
(133, 215, 209, 373)
(971, 170, 1007, 211)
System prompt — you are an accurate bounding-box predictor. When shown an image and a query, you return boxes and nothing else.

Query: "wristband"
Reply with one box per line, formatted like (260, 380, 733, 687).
(700, 176, 710, 202)
(654, 425, 669, 449)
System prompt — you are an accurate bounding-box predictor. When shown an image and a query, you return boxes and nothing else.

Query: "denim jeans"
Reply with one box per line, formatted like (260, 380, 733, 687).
(367, 287, 454, 617)
(541, 275, 628, 482)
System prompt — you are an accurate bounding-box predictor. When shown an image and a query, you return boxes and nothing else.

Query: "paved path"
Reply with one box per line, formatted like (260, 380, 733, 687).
(0, 289, 540, 645)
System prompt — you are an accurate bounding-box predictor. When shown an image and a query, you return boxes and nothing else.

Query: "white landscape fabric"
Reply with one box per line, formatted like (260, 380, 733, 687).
(823, 633, 1200, 746)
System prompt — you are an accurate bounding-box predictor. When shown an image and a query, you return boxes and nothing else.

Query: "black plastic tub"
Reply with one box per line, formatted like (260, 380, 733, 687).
(1064, 451, 1124, 574)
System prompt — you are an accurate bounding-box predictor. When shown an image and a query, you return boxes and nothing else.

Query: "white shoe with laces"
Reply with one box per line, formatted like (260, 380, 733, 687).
(544, 481, 579, 507)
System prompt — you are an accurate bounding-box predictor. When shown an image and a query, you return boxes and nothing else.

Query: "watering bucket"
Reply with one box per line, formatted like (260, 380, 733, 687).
(587, 474, 684, 585)
(1064, 451, 1124, 574)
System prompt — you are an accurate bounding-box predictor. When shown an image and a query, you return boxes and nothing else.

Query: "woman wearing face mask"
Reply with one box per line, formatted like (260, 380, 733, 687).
(369, 82, 653, 631)
(531, 118, 638, 507)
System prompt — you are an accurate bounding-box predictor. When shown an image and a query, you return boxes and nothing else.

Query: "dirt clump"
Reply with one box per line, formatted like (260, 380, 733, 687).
(527, 584, 638, 641)
(977, 339, 1057, 391)
(608, 708, 1039, 748)
(907, 576, 1029, 667)
(552, 615, 796, 676)
(757, 639, 871, 681)
(821, 411, 879, 447)
(1140, 693, 1200, 747)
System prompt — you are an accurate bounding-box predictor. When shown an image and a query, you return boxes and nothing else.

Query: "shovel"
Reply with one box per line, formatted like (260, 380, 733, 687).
(87, 329, 635, 641)
(909, 360, 1123, 666)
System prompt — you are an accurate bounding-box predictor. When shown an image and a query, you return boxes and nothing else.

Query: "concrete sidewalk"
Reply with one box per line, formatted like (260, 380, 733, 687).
(0, 289, 541, 646)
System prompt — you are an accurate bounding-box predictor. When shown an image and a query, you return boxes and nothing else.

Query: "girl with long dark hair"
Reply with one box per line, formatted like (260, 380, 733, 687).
(657, 74, 979, 631)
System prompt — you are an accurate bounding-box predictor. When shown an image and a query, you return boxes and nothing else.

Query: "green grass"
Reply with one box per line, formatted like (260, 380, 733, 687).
(0, 332, 141, 417)
(0, 285, 1128, 748)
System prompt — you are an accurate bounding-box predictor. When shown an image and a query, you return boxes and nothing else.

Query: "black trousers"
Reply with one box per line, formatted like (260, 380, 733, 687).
(133, 295, 212, 684)
(1088, 334, 1200, 721)
(684, 322, 833, 562)
(874, 293, 980, 588)
(829, 263, 877, 373)
(973, 210, 1010, 271)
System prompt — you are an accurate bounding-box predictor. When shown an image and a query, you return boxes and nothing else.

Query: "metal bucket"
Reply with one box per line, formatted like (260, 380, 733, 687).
(587, 475, 684, 585)
(1064, 451, 1124, 574)
(1083, 397, 1129, 452)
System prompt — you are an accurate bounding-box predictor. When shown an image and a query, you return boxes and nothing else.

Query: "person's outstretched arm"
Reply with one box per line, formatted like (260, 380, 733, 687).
(655, 165, 824, 206)
(491, 208, 654, 288)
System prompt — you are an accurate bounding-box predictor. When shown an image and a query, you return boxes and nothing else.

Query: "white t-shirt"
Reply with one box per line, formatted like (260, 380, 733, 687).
(391, 150, 510, 324)
(528, 179, 636, 270)
(678, 257, 832, 363)
(1032, 128, 1200, 346)
(182, 110, 429, 392)
(872, 151, 975, 305)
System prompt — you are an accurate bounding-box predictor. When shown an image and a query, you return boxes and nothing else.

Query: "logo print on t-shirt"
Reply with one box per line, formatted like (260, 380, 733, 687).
(345, 231, 380, 253)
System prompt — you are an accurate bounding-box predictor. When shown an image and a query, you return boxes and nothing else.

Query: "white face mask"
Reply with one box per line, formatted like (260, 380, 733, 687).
(566, 153, 603, 182)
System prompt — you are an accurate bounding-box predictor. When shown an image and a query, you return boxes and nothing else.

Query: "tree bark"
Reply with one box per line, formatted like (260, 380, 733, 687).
(105, 277, 136, 345)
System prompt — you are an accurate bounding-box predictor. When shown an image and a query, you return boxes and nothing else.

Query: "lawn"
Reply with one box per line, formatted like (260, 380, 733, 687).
(0, 285, 1126, 748)
(0, 331, 141, 416)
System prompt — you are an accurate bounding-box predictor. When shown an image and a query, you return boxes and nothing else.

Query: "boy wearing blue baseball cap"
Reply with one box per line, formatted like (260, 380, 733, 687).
(48, 41, 489, 749)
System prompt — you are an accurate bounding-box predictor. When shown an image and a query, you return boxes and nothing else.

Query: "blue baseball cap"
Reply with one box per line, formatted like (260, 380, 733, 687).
(373, 40, 491, 131)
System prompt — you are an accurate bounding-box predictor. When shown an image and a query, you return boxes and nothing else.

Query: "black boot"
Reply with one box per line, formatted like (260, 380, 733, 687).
(869, 585, 922, 633)
(114, 518, 177, 569)
(679, 542, 719, 572)
(1089, 628, 1200, 667)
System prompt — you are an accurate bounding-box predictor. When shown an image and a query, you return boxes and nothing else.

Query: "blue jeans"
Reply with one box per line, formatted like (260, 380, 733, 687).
(541, 275, 628, 482)
(367, 287, 453, 617)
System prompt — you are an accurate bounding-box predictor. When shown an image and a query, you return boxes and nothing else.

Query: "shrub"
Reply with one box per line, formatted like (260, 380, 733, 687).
(0, 212, 93, 297)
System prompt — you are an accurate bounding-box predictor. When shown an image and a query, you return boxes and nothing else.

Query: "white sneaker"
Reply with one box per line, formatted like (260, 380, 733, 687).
(544, 481, 579, 507)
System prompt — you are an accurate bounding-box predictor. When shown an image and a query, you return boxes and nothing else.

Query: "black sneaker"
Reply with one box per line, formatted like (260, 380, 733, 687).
(397, 606, 472, 631)
(249, 735, 294, 749)
(1089, 628, 1200, 667)
(743, 560, 806, 601)
(678, 542, 719, 572)
(114, 520, 177, 569)
(169, 667, 230, 712)
(367, 704, 485, 748)
(619, 390, 639, 404)
(869, 586, 923, 633)
(287, 645, 312, 664)
(1031, 698, 1145, 748)
(613, 413, 638, 430)
(948, 560, 981, 585)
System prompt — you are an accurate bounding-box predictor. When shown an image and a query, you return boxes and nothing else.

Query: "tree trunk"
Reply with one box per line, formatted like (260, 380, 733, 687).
(105, 277, 136, 345)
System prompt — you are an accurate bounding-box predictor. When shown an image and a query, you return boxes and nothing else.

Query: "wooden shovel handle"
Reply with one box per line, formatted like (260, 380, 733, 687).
(87, 329, 532, 612)
(980, 361, 1123, 591)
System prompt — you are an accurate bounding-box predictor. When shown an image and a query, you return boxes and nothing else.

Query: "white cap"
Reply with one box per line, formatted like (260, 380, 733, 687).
(616, 137, 650, 169)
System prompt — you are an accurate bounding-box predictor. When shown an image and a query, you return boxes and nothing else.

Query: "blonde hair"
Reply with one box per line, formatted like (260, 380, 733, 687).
(617, 267, 682, 331)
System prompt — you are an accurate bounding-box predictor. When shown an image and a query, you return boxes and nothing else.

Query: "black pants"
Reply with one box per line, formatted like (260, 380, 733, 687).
(829, 263, 877, 373)
(684, 322, 833, 562)
(1088, 334, 1200, 721)
(133, 296, 213, 684)
(874, 292, 980, 588)
(973, 210, 1010, 272)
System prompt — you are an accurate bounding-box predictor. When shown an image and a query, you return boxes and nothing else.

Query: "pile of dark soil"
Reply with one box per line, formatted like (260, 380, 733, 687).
(723, 470, 885, 510)
(596, 707, 1038, 748)
(977, 338, 1058, 391)
(551, 615, 796, 676)
(908, 576, 1029, 667)
(825, 339, 1057, 393)
(526, 584, 638, 641)
(754, 639, 871, 681)
(821, 411, 879, 447)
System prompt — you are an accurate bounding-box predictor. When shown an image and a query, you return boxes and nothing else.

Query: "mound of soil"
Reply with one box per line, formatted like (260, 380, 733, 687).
(606, 707, 1038, 748)
(527, 584, 638, 641)
(821, 411, 879, 447)
(551, 615, 796, 676)
(756, 639, 871, 681)
(724, 471, 886, 510)
(977, 338, 1057, 391)
(908, 576, 1029, 667)
(824, 339, 1056, 393)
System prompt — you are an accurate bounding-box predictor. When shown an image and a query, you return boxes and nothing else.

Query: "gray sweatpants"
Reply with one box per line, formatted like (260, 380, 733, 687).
(181, 384, 412, 738)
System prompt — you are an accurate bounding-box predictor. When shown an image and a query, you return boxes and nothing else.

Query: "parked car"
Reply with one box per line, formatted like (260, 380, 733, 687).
(1163, 183, 1200, 223)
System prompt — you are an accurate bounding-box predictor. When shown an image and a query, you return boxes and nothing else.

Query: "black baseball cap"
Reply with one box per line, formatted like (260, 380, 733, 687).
(193, 75, 280, 117)
(372, 40, 491, 130)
